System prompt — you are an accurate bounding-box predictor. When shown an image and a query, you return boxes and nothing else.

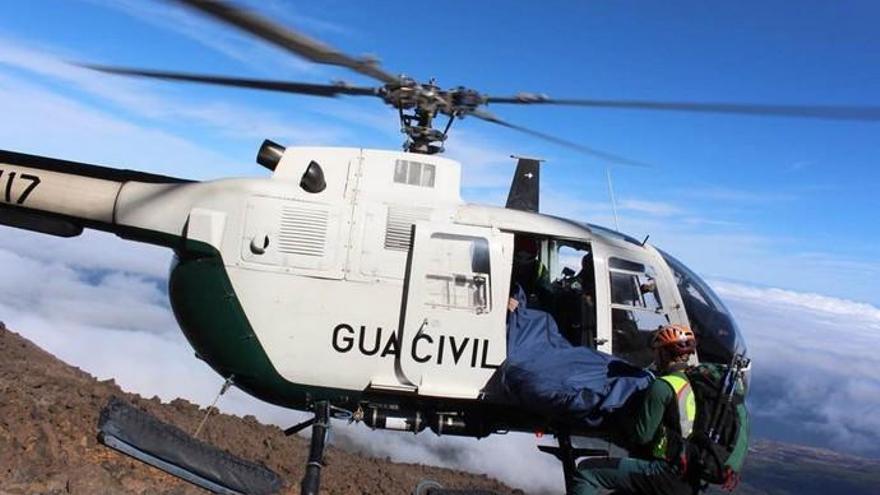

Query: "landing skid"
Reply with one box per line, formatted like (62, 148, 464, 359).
(412, 480, 502, 495)
(97, 396, 283, 495)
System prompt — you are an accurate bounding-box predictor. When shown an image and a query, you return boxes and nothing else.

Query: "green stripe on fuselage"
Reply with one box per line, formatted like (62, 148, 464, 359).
(167, 241, 359, 410)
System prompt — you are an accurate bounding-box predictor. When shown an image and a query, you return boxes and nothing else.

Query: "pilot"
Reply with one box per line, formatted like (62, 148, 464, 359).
(571, 325, 699, 495)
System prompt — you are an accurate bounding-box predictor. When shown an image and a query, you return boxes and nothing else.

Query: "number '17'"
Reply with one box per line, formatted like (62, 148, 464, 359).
(0, 170, 41, 205)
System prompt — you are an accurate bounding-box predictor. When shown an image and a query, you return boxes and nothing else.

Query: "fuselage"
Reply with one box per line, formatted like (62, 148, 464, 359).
(0, 146, 746, 437)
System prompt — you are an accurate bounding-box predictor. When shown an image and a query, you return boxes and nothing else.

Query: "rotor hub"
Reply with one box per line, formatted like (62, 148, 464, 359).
(380, 77, 477, 154)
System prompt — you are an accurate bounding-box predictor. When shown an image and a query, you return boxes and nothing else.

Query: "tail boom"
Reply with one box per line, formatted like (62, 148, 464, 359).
(0, 149, 191, 237)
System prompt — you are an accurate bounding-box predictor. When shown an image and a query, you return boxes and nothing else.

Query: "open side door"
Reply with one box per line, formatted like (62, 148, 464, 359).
(396, 223, 512, 399)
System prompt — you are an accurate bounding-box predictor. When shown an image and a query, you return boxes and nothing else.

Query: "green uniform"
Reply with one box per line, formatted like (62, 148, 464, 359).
(572, 372, 695, 495)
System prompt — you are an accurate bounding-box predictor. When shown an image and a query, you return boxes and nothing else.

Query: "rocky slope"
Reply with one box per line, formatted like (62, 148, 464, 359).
(2, 323, 879, 495)
(0, 325, 516, 495)
(725, 440, 880, 495)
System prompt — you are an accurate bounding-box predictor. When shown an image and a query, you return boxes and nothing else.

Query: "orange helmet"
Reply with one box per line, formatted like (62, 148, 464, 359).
(652, 324, 696, 356)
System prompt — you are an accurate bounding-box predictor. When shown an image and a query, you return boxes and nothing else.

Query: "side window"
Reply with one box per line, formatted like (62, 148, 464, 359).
(423, 234, 491, 314)
(609, 257, 668, 367)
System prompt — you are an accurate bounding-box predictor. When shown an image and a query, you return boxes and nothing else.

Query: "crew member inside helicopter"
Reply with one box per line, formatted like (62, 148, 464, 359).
(511, 237, 551, 310)
(511, 237, 599, 348)
(575, 251, 597, 345)
(549, 247, 598, 347)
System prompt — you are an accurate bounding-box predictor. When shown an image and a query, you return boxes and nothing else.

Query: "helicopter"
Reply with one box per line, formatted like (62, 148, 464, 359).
(2, 1, 879, 494)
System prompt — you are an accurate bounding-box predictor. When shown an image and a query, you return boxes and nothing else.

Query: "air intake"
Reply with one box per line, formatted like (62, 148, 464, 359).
(256, 139, 285, 171)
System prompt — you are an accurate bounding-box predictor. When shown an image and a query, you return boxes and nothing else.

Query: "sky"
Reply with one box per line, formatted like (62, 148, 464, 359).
(0, 1, 878, 493)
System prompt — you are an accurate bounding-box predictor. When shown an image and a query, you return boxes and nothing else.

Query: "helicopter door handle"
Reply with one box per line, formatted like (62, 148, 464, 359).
(473, 275, 488, 315)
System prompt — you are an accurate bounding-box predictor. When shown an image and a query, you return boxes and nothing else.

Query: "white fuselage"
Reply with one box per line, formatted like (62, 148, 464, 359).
(1, 146, 692, 403)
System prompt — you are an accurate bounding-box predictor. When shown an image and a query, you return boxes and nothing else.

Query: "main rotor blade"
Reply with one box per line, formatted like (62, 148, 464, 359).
(484, 95, 880, 122)
(81, 64, 380, 97)
(470, 109, 649, 167)
(173, 0, 398, 84)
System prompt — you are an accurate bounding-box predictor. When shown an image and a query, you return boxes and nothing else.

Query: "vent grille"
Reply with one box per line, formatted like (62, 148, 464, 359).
(384, 207, 431, 251)
(278, 205, 329, 257)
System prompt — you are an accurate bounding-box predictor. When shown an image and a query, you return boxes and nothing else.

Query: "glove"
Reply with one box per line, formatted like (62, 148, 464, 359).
(722, 467, 740, 492)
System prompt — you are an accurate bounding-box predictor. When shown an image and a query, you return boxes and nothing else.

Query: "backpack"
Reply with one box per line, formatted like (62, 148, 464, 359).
(678, 361, 749, 485)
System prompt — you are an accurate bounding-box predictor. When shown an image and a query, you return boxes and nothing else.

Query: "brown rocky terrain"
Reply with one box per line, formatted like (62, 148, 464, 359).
(0, 325, 517, 495)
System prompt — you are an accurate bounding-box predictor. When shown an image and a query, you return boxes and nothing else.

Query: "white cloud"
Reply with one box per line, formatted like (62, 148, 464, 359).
(445, 130, 530, 190)
(714, 282, 880, 456)
(617, 198, 684, 217)
(234, 0, 356, 38)
(714, 282, 880, 326)
(0, 69, 241, 178)
(0, 228, 171, 279)
(0, 37, 353, 158)
(0, 245, 174, 336)
(85, 0, 319, 76)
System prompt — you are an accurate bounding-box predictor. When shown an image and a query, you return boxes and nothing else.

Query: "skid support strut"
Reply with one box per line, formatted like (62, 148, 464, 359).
(538, 430, 608, 494)
(300, 401, 330, 495)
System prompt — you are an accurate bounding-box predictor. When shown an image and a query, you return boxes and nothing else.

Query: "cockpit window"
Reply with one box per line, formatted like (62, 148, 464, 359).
(609, 257, 669, 368)
(659, 250, 746, 363)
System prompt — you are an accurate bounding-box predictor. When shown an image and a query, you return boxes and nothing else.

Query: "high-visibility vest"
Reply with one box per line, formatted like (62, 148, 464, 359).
(651, 373, 697, 460)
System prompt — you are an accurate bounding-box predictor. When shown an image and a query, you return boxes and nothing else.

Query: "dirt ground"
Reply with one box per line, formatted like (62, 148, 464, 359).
(0, 325, 520, 495)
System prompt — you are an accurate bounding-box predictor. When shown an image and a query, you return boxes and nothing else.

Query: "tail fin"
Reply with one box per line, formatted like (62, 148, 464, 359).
(505, 156, 542, 213)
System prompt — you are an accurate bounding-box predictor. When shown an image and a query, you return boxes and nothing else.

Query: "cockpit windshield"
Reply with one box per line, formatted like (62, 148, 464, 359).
(659, 250, 747, 364)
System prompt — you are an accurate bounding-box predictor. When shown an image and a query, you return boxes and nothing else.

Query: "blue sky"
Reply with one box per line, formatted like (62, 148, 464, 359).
(1, 2, 879, 489)
(1, 0, 876, 304)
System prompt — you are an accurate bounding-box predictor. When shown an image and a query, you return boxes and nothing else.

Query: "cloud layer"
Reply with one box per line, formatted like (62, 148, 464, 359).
(714, 282, 880, 457)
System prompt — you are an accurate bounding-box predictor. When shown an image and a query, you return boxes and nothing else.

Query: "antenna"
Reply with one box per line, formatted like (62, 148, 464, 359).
(605, 166, 620, 232)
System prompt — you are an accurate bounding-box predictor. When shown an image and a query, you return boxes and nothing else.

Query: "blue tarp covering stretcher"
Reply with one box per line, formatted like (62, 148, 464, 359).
(500, 288, 653, 427)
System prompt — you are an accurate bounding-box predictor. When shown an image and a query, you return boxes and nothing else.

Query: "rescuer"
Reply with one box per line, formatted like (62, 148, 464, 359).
(571, 324, 698, 495)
